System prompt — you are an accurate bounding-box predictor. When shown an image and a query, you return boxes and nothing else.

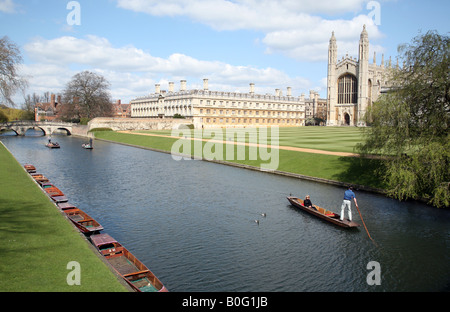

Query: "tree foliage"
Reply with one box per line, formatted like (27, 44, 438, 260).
(61, 71, 113, 120)
(358, 31, 449, 208)
(0, 36, 28, 106)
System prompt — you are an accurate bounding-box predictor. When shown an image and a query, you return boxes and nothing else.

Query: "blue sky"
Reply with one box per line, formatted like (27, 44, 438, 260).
(1, 0, 449, 104)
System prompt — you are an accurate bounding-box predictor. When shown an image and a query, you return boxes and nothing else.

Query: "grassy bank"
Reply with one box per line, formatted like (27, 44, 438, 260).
(0, 143, 127, 292)
(134, 126, 364, 153)
(94, 129, 386, 190)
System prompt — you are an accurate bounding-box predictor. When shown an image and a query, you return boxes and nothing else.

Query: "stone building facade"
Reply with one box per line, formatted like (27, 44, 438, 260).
(130, 79, 306, 129)
(326, 25, 393, 126)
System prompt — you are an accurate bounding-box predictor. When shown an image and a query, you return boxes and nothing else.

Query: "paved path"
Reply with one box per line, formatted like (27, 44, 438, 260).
(117, 131, 360, 157)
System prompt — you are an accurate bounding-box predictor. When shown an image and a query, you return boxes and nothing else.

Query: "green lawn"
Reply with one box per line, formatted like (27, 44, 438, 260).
(276, 127, 365, 153)
(95, 129, 386, 190)
(0, 143, 127, 292)
(135, 126, 365, 153)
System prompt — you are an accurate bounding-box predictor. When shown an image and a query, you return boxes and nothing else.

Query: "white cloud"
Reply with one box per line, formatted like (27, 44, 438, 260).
(22, 35, 312, 102)
(115, 0, 384, 62)
(116, 0, 369, 31)
(0, 0, 15, 13)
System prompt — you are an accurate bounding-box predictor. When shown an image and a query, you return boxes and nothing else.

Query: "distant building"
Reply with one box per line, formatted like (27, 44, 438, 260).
(112, 100, 131, 118)
(305, 90, 327, 123)
(35, 94, 129, 121)
(130, 79, 306, 129)
(34, 94, 62, 121)
(326, 25, 393, 126)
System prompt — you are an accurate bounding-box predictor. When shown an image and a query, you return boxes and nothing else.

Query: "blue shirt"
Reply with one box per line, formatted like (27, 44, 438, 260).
(344, 189, 355, 200)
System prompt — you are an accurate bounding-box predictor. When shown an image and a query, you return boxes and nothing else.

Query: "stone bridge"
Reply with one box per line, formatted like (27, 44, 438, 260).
(0, 121, 77, 136)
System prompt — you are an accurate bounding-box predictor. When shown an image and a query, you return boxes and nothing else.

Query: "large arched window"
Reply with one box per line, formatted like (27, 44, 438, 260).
(338, 74, 357, 104)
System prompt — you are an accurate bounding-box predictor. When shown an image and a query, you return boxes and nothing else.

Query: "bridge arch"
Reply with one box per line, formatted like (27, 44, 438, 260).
(52, 128, 72, 136)
(0, 128, 19, 136)
(24, 127, 46, 136)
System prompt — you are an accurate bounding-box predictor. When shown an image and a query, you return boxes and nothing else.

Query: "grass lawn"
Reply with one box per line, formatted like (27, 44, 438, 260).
(94, 129, 386, 190)
(135, 126, 365, 153)
(0, 143, 127, 292)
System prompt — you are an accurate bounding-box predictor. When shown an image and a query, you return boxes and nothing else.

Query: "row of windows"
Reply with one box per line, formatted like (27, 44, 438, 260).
(131, 100, 303, 111)
(199, 109, 302, 118)
(199, 99, 302, 110)
(202, 118, 303, 125)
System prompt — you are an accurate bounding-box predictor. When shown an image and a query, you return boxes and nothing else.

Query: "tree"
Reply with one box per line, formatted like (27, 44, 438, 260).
(358, 31, 449, 208)
(0, 36, 28, 106)
(61, 71, 113, 120)
(22, 92, 43, 120)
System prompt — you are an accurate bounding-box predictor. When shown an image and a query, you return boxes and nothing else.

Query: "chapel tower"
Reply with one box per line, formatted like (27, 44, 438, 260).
(326, 25, 391, 126)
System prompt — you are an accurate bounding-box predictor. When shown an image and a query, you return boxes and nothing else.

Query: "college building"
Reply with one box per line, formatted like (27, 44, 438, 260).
(326, 25, 393, 126)
(130, 79, 309, 128)
(130, 25, 393, 128)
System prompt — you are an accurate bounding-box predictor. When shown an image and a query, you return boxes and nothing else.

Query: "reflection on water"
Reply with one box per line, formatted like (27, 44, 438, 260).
(2, 132, 449, 291)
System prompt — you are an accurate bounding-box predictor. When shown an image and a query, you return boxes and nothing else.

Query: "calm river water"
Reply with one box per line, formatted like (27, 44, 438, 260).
(1, 132, 449, 292)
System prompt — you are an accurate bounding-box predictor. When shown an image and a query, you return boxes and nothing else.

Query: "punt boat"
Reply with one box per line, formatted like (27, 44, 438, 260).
(43, 184, 68, 203)
(287, 196, 360, 228)
(24, 164, 36, 173)
(57, 202, 77, 210)
(31, 174, 49, 185)
(63, 207, 104, 234)
(90, 233, 168, 292)
(46, 142, 60, 148)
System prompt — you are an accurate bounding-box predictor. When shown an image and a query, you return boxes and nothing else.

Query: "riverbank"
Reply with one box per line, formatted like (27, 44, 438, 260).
(93, 130, 387, 193)
(0, 142, 127, 291)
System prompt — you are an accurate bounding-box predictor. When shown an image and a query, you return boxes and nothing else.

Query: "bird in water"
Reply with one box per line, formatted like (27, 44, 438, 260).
(261, 213, 266, 217)
(255, 220, 259, 225)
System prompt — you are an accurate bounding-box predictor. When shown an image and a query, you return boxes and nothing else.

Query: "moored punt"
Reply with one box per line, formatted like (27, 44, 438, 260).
(43, 185, 68, 203)
(287, 196, 360, 228)
(90, 233, 168, 292)
(63, 207, 104, 234)
(40, 182, 53, 189)
(57, 202, 77, 210)
(24, 164, 36, 173)
(31, 173, 49, 185)
(44, 185, 65, 197)
(51, 195, 68, 203)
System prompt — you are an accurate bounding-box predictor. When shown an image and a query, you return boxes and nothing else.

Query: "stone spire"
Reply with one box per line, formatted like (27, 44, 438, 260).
(329, 31, 337, 65)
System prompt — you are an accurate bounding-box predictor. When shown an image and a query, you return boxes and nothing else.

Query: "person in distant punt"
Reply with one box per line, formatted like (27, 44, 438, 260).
(303, 195, 316, 210)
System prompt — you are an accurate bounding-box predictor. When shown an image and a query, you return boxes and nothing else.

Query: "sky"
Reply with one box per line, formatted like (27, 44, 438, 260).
(1, 0, 449, 105)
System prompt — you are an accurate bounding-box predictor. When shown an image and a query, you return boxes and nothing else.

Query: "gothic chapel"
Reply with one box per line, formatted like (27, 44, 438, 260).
(326, 25, 393, 126)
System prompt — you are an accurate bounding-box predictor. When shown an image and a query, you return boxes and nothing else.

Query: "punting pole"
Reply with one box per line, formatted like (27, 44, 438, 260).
(355, 205, 377, 246)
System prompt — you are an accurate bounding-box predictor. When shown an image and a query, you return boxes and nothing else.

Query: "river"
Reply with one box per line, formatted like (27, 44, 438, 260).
(1, 131, 449, 292)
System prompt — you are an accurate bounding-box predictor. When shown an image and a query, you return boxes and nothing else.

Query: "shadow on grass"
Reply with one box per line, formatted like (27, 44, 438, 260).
(332, 156, 387, 190)
(0, 199, 51, 236)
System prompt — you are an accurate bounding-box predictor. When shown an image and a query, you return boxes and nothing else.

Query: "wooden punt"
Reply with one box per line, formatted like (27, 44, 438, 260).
(40, 182, 53, 189)
(44, 185, 64, 197)
(51, 195, 68, 203)
(90, 233, 168, 292)
(24, 164, 36, 173)
(287, 196, 360, 228)
(31, 173, 49, 185)
(57, 202, 77, 210)
(43, 184, 68, 203)
(63, 207, 104, 234)
(46, 142, 60, 148)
